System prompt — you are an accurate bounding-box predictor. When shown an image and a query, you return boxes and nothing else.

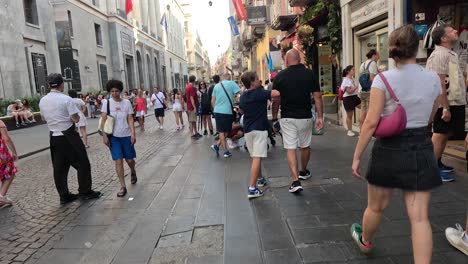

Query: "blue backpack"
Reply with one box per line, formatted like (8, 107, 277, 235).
(359, 61, 373, 92)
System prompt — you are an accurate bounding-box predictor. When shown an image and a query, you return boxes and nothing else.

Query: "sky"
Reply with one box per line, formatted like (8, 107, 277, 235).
(190, 0, 233, 63)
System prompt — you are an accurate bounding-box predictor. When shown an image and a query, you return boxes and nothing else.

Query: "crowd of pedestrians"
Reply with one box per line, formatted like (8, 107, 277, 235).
(0, 23, 466, 263)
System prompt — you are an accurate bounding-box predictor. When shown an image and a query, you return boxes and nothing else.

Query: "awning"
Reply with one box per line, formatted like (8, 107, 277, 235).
(271, 15, 297, 31)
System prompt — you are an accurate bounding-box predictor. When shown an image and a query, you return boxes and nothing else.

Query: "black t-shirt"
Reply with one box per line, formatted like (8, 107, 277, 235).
(273, 64, 320, 119)
(239, 88, 271, 133)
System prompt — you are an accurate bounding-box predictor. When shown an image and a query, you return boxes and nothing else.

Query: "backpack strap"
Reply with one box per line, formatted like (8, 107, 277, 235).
(365, 61, 372, 71)
(378, 73, 400, 103)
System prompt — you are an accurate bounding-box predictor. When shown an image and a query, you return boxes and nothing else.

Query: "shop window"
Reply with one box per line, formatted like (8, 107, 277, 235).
(68, 11, 74, 37)
(23, 0, 39, 25)
(31, 53, 47, 93)
(94, 23, 103, 46)
(72, 60, 82, 91)
(99, 64, 108, 90)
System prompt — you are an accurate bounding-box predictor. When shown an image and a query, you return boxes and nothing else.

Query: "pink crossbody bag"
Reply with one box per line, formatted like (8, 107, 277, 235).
(373, 73, 407, 138)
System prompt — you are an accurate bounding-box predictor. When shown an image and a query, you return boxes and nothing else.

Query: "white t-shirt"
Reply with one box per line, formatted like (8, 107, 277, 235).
(73, 98, 85, 111)
(340, 77, 358, 97)
(39, 91, 80, 136)
(151, 92, 165, 109)
(101, 98, 134, 137)
(372, 64, 441, 129)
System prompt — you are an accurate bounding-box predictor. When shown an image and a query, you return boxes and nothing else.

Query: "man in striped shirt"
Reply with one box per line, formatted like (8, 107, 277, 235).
(426, 25, 466, 182)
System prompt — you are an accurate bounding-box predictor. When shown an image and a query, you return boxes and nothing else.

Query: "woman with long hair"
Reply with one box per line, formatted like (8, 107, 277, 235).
(351, 25, 442, 264)
(101, 80, 137, 197)
(21, 99, 37, 123)
(69, 90, 89, 148)
(172, 89, 184, 130)
(340, 65, 361, 137)
(134, 89, 147, 132)
(199, 81, 214, 135)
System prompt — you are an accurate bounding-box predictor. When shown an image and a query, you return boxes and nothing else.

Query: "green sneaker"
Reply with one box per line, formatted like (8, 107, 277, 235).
(350, 223, 373, 254)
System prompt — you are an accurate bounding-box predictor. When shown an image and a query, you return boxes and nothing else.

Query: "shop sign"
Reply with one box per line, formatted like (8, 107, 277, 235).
(350, 0, 388, 28)
(247, 6, 268, 25)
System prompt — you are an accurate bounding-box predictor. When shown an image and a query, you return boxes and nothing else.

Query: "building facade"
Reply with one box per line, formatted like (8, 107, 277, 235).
(0, 0, 61, 99)
(0, 0, 189, 100)
(181, 1, 211, 83)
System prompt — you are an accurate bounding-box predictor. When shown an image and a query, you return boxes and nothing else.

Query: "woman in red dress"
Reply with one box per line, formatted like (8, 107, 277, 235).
(0, 120, 18, 207)
(134, 89, 148, 131)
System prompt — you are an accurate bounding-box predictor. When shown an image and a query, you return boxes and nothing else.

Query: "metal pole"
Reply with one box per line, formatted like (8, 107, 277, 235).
(0, 65, 6, 99)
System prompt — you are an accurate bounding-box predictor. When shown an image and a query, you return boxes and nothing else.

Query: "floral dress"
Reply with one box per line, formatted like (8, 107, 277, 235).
(0, 131, 17, 181)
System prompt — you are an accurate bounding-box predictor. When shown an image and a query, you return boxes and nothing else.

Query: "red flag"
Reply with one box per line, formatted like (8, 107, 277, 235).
(232, 0, 247, 21)
(125, 0, 133, 15)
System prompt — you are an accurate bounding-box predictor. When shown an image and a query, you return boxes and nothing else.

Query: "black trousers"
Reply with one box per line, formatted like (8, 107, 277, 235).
(49, 126, 92, 198)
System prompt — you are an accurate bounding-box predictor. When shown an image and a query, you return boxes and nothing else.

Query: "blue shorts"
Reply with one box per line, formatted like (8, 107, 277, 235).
(109, 136, 136, 161)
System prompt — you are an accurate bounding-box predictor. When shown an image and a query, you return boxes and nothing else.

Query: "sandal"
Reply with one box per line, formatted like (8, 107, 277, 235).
(131, 172, 137, 184)
(117, 187, 127, 197)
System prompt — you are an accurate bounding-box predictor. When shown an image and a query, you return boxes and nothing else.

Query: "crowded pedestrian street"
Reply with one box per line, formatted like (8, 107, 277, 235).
(0, 113, 465, 264)
(1, 0, 468, 263)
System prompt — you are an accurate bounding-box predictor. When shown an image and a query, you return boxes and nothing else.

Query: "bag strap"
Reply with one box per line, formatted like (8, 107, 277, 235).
(107, 98, 111, 115)
(365, 61, 372, 71)
(155, 93, 164, 104)
(378, 73, 400, 103)
(220, 82, 234, 114)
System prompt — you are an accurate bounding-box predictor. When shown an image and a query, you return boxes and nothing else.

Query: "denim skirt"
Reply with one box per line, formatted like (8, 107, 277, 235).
(366, 127, 442, 191)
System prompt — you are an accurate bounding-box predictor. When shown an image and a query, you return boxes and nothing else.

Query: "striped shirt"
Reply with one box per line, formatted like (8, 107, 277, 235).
(426, 45, 466, 106)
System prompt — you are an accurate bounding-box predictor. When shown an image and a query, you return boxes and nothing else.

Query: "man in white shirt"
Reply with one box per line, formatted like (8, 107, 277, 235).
(151, 87, 166, 130)
(39, 73, 101, 204)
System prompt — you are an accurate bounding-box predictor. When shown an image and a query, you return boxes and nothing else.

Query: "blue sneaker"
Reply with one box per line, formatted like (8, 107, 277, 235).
(438, 161, 454, 173)
(440, 171, 455, 182)
(248, 187, 263, 199)
(211, 144, 219, 157)
(257, 177, 267, 187)
(223, 151, 232, 158)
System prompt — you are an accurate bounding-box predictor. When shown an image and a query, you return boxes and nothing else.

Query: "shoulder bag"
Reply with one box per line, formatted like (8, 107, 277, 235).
(98, 99, 115, 136)
(373, 73, 407, 138)
(220, 82, 236, 120)
(155, 93, 167, 110)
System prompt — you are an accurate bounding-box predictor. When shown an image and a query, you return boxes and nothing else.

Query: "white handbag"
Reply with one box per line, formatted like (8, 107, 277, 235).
(98, 99, 114, 135)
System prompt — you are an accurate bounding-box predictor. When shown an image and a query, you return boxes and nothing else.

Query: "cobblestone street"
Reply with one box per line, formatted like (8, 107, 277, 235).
(0, 114, 180, 263)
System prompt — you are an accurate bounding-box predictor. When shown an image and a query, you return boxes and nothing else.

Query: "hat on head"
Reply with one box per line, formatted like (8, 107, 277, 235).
(47, 73, 64, 88)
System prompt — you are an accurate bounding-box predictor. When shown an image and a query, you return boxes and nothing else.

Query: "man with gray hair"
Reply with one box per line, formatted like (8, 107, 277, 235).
(39, 73, 101, 204)
(211, 72, 241, 158)
(426, 25, 466, 182)
(272, 49, 323, 193)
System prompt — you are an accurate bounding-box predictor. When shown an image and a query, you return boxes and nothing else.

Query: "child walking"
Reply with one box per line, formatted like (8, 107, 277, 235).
(239, 71, 280, 199)
(0, 120, 18, 207)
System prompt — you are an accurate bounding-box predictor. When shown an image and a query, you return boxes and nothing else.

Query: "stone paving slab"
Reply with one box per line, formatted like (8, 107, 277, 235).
(250, 125, 468, 264)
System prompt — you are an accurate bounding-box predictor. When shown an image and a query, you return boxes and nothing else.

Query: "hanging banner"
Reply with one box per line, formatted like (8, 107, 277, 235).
(228, 16, 240, 36)
(232, 0, 247, 21)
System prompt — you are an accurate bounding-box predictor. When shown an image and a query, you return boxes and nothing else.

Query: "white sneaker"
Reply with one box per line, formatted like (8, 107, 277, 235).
(159, 125, 163, 130)
(347, 130, 356, 137)
(445, 223, 468, 256)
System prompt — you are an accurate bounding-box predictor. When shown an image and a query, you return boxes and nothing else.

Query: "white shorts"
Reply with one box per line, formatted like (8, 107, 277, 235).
(136, 111, 146, 117)
(245, 130, 268, 158)
(280, 118, 312, 149)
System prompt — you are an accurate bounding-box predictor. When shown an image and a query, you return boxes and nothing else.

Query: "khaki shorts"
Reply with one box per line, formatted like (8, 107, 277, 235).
(280, 118, 313, 149)
(359, 92, 370, 112)
(188, 110, 197, 122)
(245, 131, 268, 158)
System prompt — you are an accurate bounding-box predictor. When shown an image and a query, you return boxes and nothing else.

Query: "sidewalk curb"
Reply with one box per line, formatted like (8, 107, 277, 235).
(18, 113, 156, 160)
